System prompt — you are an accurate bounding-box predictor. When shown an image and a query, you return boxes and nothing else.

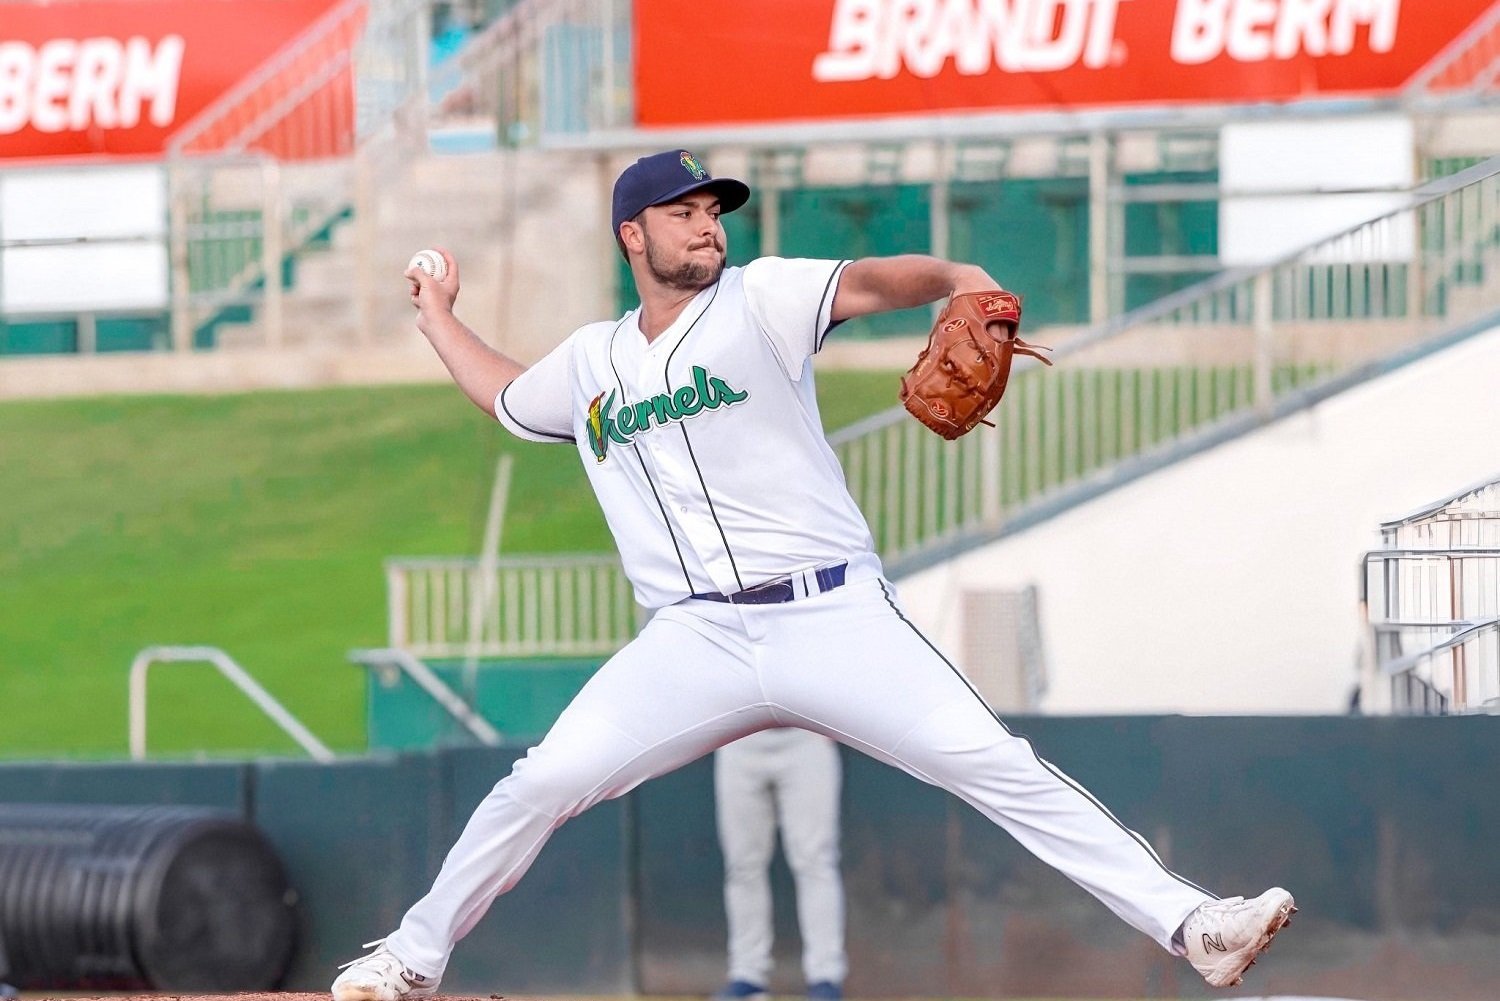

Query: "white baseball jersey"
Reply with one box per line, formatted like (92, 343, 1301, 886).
(494, 257, 874, 608)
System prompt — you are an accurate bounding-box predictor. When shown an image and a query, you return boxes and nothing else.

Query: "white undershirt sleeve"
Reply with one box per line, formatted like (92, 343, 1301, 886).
(742, 257, 852, 378)
(493, 333, 576, 444)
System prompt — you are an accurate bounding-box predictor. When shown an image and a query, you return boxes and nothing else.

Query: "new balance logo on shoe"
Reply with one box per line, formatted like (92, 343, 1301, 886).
(1201, 932, 1227, 952)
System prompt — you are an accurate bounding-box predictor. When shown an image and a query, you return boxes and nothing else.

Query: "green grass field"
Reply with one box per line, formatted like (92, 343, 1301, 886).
(0, 372, 901, 761)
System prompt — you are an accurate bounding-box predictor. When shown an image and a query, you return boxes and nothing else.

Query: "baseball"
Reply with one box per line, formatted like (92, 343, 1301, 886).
(407, 249, 447, 281)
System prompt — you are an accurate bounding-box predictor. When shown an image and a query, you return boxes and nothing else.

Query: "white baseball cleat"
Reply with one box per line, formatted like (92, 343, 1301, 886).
(331, 939, 439, 1001)
(1181, 887, 1297, 988)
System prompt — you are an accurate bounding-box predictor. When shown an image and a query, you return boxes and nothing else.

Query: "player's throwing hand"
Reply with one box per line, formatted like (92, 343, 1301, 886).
(404, 247, 459, 317)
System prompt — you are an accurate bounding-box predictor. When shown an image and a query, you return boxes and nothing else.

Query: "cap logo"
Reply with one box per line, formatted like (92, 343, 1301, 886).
(680, 151, 707, 180)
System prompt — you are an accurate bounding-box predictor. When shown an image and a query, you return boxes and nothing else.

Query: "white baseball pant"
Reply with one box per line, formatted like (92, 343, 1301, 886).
(716, 728, 846, 987)
(384, 570, 1211, 979)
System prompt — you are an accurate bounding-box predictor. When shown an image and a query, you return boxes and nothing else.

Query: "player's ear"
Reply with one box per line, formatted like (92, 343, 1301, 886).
(619, 218, 646, 256)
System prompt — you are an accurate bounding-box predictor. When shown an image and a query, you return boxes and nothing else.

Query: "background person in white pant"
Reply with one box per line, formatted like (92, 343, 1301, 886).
(332, 149, 1297, 1001)
(714, 728, 846, 1001)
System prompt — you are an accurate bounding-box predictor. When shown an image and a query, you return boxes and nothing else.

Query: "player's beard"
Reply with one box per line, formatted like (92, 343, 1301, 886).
(644, 231, 725, 291)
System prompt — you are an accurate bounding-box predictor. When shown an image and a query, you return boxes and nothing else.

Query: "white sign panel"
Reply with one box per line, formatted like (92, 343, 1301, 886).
(1220, 116, 1415, 267)
(0, 164, 168, 312)
(2, 242, 170, 312)
(0, 165, 167, 241)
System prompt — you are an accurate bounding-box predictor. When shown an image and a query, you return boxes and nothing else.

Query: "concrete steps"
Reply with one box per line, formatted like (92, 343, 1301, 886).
(208, 149, 613, 360)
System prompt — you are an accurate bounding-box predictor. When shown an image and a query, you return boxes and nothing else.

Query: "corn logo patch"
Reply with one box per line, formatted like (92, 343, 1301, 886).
(584, 366, 749, 462)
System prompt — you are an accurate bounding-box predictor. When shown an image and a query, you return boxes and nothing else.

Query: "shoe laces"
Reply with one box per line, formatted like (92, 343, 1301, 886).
(1191, 896, 1246, 921)
(338, 938, 396, 971)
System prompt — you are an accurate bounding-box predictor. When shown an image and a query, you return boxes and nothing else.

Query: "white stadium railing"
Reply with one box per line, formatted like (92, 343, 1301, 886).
(1379, 476, 1500, 549)
(1362, 473, 1500, 714)
(386, 554, 641, 659)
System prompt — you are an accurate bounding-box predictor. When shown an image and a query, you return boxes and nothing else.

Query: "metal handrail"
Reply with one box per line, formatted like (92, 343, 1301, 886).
(1380, 616, 1500, 677)
(444, 0, 630, 137)
(1372, 611, 1500, 715)
(165, 0, 364, 156)
(348, 647, 502, 746)
(1365, 546, 1500, 558)
(1362, 547, 1500, 623)
(1379, 473, 1500, 530)
(452, 0, 554, 80)
(160, 0, 431, 350)
(127, 646, 334, 761)
(1403, 1, 1500, 99)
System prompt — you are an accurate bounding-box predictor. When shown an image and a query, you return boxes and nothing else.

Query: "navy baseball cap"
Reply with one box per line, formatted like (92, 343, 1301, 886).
(611, 149, 751, 239)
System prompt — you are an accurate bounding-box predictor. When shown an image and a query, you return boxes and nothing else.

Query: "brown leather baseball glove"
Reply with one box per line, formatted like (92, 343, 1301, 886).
(899, 289, 1053, 440)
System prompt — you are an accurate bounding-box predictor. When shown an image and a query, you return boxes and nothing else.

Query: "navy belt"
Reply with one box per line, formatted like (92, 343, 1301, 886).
(690, 561, 849, 605)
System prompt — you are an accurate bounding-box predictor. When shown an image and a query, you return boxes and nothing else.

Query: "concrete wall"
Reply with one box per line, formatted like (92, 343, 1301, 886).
(895, 322, 1500, 714)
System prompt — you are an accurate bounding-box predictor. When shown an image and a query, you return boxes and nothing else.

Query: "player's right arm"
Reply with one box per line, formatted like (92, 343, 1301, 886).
(406, 248, 525, 415)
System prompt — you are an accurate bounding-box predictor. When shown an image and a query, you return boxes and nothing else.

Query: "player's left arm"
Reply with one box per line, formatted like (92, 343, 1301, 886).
(830, 255, 1001, 322)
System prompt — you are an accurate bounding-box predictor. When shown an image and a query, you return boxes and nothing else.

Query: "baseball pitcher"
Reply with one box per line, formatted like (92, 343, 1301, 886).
(333, 149, 1294, 1001)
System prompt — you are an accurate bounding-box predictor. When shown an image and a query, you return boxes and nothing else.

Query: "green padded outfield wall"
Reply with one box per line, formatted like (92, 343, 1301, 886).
(2, 716, 1497, 999)
(0, 752, 631, 993)
(251, 749, 633, 993)
(635, 715, 1500, 1000)
(0, 759, 247, 810)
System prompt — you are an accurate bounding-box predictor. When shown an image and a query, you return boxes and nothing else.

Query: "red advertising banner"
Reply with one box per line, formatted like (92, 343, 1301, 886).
(0, 0, 346, 160)
(636, 0, 1496, 127)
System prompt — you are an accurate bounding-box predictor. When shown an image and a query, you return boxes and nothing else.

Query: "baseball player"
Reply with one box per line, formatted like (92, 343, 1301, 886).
(333, 149, 1295, 1001)
(713, 728, 845, 1001)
